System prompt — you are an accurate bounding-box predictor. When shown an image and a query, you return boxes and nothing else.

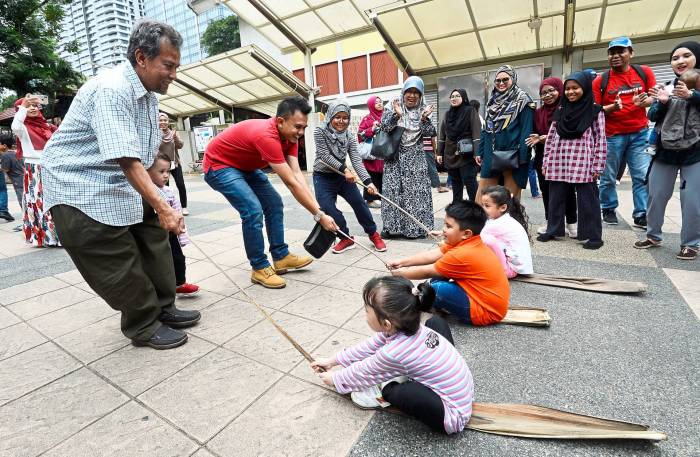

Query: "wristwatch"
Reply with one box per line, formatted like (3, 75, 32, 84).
(313, 210, 325, 222)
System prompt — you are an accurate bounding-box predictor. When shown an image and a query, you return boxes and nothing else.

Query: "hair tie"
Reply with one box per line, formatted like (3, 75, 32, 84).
(411, 287, 420, 296)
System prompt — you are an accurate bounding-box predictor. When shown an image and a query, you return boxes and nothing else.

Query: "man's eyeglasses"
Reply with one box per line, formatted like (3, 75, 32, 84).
(494, 77, 511, 85)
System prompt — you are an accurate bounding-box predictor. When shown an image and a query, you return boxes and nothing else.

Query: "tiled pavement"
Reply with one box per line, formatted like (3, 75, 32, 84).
(0, 174, 698, 457)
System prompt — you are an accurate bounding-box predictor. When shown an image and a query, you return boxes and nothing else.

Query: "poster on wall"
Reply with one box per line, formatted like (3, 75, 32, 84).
(193, 125, 215, 153)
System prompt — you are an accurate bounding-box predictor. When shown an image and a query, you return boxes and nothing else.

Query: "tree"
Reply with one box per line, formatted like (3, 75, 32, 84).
(201, 15, 241, 57)
(0, 0, 84, 115)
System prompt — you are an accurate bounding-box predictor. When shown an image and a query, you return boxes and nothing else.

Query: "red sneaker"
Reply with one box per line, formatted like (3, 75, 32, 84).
(333, 236, 356, 254)
(176, 283, 200, 295)
(369, 232, 387, 252)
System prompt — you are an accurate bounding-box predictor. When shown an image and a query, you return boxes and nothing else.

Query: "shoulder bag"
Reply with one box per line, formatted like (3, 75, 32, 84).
(370, 126, 405, 161)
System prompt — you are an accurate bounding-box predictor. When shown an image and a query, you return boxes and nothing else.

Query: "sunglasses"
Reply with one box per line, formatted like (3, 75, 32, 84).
(494, 77, 511, 85)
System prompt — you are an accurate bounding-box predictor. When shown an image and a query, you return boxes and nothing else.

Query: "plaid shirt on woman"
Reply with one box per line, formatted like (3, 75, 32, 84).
(42, 63, 161, 226)
(542, 111, 607, 183)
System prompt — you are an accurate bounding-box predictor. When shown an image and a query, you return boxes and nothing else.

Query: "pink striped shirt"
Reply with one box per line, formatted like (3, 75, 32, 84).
(332, 325, 474, 434)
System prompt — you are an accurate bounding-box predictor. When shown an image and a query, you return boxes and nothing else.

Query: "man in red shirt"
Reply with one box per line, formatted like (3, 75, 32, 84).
(593, 36, 655, 227)
(204, 96, 338, 289)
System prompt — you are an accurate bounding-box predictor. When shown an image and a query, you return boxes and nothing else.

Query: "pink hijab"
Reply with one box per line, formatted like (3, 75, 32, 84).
(367, 95, 383, 122)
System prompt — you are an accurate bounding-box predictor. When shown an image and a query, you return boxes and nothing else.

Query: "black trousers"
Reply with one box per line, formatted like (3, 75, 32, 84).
(536, 166, 577, 223)
(447, 161, 478, 202)
(363, 170, 383, 202)
(313, 172, 377, 238)
(170, 163, 188, 208)
(51, 202, 175, 340)
(545, 181, 602, 242)
(381, 316, 454, 434)
(169, 233, 186, 286)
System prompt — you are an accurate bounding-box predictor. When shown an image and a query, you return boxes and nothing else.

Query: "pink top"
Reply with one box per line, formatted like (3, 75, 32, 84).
(358, 112, 384, 173)
(332, 325, 474, 434)
(543, 111, 607, 183)
(162, 185, 190, 246)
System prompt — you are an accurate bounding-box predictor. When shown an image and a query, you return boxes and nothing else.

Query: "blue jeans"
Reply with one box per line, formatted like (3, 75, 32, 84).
(313, 172, 376, 238)
(0, 172, 8, 213)
(599, 129, 651, 217)
(429, 278, 471, 324)
(425, 151, 441, 188)
(204, 167, 288, 270)
(528, 158, 540, 197)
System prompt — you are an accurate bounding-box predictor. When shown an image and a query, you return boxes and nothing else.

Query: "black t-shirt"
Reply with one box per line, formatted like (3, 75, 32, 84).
(1, 151, 23, 180)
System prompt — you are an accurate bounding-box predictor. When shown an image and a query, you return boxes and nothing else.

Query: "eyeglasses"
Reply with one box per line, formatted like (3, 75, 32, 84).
(494, 77, 511, 85)
(449, 94, 462, 99)
(540, 89, 557, 96)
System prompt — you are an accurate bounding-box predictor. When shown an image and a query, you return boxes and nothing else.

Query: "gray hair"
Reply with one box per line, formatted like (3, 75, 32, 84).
(127, 20, 183, 66)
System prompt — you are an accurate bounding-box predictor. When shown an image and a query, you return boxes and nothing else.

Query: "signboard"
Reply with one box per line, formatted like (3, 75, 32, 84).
(193, 125, 215, 153)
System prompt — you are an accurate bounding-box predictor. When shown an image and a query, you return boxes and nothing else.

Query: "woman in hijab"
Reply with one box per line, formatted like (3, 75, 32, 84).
(313, 99, 385, 254)
(357, 95, 384, 208)
(437, 88, 481, 202)
(476, 65, 535, 201)
(11, 95, 59, 247)
(635, 41, 700, 260)
(379, 76, 437, 239)
(158, 113, 188, 214)
(537, 72, 606, 250)
(526, 77, 578, 236)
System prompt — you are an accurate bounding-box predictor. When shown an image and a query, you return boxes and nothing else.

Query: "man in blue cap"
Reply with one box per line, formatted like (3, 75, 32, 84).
(592, 36, 656, 227)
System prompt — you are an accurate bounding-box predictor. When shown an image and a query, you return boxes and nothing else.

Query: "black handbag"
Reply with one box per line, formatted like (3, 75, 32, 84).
(370, 126, 405, 161)
(303, 222, 336, 258)
(456, 138, 473, 156)
(491, 149, 519, 172)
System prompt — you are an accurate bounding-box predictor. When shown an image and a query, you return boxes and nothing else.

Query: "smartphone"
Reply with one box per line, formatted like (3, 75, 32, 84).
(35, 94, 49, 105)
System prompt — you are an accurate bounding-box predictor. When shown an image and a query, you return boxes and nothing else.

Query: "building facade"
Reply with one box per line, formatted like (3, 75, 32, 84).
(59, 0, 144, 76)
(142, 0, 233, 65)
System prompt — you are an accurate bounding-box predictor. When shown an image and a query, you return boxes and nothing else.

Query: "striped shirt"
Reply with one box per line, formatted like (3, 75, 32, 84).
(332, 325, 474, 434)
(42, 63, 161, 226)
(542, 111, 607, 183)
(312, 127, 371, 184)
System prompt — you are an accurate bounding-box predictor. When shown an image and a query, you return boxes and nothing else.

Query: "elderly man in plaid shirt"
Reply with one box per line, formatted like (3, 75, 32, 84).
(42, 20, 200, 350)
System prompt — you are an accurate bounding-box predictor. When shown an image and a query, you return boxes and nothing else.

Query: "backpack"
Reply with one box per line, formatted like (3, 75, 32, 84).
(659, 98, 700, 150)
(600, 64, 649, 97)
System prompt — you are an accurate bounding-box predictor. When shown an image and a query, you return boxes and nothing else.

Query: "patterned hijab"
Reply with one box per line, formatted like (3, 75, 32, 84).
(485, 65, 533, 133)
(394, 76, 428, 147)
(320, 99, 351, 151)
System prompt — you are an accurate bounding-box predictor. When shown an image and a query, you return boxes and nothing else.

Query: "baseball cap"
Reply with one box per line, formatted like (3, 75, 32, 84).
(608, 36, 633, 50)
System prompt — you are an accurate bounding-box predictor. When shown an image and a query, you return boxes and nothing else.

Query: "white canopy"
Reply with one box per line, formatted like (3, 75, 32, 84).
(158, 44, 312, 117)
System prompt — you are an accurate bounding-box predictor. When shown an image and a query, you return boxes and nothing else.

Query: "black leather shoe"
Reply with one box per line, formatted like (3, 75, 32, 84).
(0, 211, 14, 222)
(132, 325, 187, 349)
(159, 307, 201, 328)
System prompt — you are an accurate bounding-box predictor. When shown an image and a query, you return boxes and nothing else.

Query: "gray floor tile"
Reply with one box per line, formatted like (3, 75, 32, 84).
(0, 323, 47, 361)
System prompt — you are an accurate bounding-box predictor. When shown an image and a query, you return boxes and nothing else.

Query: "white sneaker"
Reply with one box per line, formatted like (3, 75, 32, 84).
(566, 223, 578, 239)
(182, 208, 189, 216)
(350, 385, 390, 409)
(537, 223, 548, 235)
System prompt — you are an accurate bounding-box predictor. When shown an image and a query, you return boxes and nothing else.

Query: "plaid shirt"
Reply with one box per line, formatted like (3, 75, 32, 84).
(543, 111, 607, 183)
(42, 63, 161, 226)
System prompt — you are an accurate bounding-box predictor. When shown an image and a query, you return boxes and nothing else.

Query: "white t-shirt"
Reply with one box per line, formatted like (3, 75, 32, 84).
(481, 213, 533, 275)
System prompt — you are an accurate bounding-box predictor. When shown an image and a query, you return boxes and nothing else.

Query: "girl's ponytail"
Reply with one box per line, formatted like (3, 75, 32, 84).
(363, 276, 433, 335)
(416, 281, 435, 313)
(508, 196, 531, 242)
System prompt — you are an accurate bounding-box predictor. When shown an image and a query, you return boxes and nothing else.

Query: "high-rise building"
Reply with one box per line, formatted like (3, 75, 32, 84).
(59, 0, 144, 76)
(142, 0, 233, 65)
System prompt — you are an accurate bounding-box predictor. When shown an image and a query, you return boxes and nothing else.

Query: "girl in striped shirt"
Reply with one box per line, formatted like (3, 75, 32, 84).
(311, 276, 474, 434)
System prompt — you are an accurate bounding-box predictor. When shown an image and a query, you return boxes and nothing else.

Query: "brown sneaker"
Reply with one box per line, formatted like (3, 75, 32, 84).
(251, 266, 286, 289)
(677, 247, 698, 260)
(273, 253, 313, 274)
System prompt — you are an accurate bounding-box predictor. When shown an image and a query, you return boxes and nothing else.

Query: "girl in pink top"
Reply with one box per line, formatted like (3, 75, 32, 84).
(312, 276, 474, 434)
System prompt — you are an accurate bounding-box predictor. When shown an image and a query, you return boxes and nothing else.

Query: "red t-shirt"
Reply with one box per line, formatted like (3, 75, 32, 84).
(203, 118, 298, 172)
(592, 65, 656, 136)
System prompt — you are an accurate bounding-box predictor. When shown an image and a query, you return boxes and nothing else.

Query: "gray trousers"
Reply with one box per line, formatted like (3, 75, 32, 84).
(646, 160, 700, 249)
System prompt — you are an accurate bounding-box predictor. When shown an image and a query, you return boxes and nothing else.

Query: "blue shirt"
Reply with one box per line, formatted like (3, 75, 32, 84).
(42, 63, 161, 226)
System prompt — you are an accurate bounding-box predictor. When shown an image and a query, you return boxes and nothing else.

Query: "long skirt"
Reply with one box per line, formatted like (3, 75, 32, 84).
(381, 143, 434, 237)
(23, 163, 59, 247)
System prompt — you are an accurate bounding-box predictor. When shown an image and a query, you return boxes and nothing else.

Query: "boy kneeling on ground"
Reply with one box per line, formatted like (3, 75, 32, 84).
(388, 200, 510, 326)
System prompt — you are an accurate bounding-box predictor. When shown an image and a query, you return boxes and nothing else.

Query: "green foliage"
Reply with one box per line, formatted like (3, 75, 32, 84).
(0, 0, 84, 113)
(201, 15, 241, 57)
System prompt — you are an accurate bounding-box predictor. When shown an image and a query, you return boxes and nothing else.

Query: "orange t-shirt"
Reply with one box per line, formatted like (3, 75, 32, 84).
(434, 236, 510, 326)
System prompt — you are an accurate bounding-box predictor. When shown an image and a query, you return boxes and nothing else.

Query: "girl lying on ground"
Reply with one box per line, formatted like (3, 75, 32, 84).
(311, 276, 474, 434)
(480, 185, 534, 278)
(387, 200, 510, 326)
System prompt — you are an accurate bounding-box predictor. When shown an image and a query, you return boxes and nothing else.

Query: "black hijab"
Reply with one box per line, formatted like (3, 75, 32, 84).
(445, 88, 471, 141)
(554, 71, 602, 139)
(670, 41, 700, 77)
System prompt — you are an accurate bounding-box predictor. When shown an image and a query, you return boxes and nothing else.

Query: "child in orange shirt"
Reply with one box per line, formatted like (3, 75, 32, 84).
(388, 200, 510, 326)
